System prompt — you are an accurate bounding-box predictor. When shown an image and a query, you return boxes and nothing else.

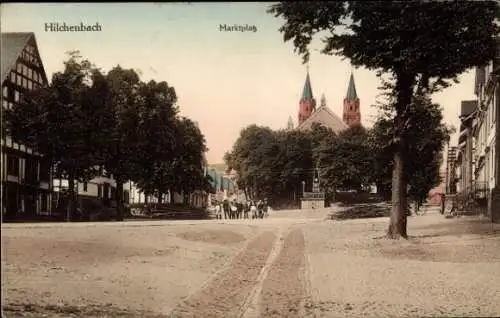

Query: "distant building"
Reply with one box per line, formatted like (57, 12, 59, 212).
(207, 168, 235, 203)
(1, 32, 52, 220)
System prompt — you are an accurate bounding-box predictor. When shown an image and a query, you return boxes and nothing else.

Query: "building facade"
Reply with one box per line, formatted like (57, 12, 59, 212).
(53, 169, 127, 209)
(473, 54, 499, 221)
(450, 44, 499, 221)
(1, 32, 52, 220)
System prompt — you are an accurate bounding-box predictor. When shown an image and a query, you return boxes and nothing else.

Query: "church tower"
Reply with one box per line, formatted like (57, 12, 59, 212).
(298, 69, 316, 125)
(343, 72, 361, 127)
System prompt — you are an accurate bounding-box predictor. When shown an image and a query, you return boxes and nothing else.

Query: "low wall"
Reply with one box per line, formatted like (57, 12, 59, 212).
(301, 198, 325, 209)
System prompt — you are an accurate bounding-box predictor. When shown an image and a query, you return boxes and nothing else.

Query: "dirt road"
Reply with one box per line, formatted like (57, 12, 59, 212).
(3, 207, 500, 317)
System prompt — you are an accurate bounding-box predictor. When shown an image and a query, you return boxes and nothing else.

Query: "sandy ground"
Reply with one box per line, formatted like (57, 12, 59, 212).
(2, 206, 500, 317)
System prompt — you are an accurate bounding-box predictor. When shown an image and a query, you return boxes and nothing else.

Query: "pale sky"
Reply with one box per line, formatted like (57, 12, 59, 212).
(1, 3, 475, 164)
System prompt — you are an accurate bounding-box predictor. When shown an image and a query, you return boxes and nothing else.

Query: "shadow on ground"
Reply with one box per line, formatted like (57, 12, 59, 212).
(414, 217, 500, 238)
(2, 303, 164, 318)
(328, 203, 390, 220)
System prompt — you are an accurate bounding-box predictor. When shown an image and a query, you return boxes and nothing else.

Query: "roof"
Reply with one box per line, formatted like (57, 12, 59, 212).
(346, 73, 358, 100)
(1, 32, 48, 85)
(460, 100, 477, 118)
(1, 32, 33, 82)
(301, 71, 313, 100)
(297, 106, 349, 133)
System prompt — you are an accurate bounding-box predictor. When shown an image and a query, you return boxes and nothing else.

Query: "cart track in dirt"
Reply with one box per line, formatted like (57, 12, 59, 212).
(167, 230, 279, 317)
(167, 224, 310, 318)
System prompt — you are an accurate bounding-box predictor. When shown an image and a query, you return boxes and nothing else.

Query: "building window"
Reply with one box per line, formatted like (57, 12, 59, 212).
(27, 68, 32, 79)
(22, 63, 27, 76)
(14, 90, 20, 102)
(16, 75, 22, 87)
(83, 182, 88, 192)
(28, 80, 33, 90)
(17, 63, 22, 73)
(7, 156, 19, 176)
(23, 77, 27, 88)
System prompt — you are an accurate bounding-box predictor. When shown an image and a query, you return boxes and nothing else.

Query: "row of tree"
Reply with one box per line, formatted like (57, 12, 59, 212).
(267, 1, 498, 238)
(224, 88, 452, 211)
(4, 51, 211, 221)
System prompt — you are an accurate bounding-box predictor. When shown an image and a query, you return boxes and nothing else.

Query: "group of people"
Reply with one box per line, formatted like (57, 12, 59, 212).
(213, 199, 269, 220)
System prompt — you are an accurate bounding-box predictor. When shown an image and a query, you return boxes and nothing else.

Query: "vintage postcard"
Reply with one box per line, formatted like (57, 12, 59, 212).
(1, 2, 499, 317)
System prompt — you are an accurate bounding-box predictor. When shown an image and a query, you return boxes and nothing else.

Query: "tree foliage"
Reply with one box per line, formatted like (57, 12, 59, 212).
(225, 123, 373, 207)
(317, 125, 373, 192)
(132, 80, 179, 201)
(371, 91, 453, 206)
(4, 53, 210, 221)
(268, 1, 499, 238)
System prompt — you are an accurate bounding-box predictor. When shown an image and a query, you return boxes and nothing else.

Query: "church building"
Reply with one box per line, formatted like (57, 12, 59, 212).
(287, 69, 362, 132)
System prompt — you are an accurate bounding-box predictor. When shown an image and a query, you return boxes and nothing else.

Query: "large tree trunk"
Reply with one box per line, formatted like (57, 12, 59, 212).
(387, 72, 414, 239)
(115, 177, 124, 221)
(388, 149, 408, 238)
(67, 170, 77, 222)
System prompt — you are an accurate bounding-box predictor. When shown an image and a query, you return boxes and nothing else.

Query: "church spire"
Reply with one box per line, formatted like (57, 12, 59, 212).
(298, 65, 317, 126)
(301, 67, 313, 100)
(346, 72, 358, 101)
